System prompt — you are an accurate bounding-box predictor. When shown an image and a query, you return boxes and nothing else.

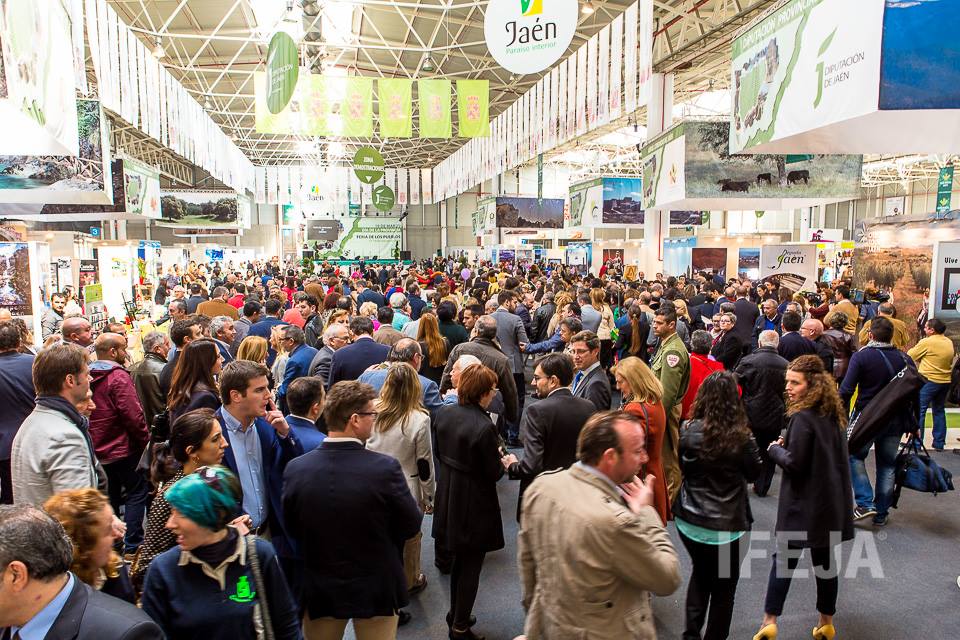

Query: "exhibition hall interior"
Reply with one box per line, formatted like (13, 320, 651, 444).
(0, 1, 958, 639)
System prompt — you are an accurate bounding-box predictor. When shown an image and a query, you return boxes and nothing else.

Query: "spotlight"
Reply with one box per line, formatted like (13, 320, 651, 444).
(420, 55, 436, 73)
(203, 95, 213, 110)
(151, 37, 165, 59)
(581, 0, 595, 15)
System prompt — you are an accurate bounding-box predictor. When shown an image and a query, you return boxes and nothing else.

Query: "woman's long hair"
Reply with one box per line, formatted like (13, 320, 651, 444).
(628, 305, 646, 356)
(168, 339, 220, 411)
(375, 363, 426, 433)
(691, 371, 752, 459)
(43, 488, 122, 586)
(787, 355, 848, 428)
(590, 288, 610, 315)
(614, 357, 663, 404)
(236, 335, 268, 365)
(417, 313, 448, 368)
(151, 409, 219, 486)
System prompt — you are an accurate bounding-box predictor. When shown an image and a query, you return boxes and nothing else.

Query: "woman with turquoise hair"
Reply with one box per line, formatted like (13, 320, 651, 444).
(140, 466, 302, 640)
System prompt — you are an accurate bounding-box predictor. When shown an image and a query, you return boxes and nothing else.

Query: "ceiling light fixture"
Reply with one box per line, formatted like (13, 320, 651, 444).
(151, 37, 165, 59)
(203, 95, 213, 110)
(302, 1, 321, 17)
(581, 0, 595, 15)
(420, 55, 436, 73)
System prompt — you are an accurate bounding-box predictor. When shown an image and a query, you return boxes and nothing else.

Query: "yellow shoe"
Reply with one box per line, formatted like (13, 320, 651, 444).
(753, 623, 777, 640)
(813, 624, 836, 640)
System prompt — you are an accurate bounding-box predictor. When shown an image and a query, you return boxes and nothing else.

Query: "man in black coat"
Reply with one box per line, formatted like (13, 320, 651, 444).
(735, 330, 789, 497)
(283, 381, 422, 635)
(570, 330, 612, 412)
(327, 316, 391, 388)
(502, 353, 595, 520)
(777, 311, 817, 362)
(0, 505, 162, 640)
(528, 292, 556, 343)
(733, 285, 760, 353)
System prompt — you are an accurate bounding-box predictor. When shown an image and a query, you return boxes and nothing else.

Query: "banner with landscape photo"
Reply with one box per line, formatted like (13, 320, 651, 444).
(495, 197, 564, 229)
(159, 190, 239, 227)
(0, 242, 32, 316)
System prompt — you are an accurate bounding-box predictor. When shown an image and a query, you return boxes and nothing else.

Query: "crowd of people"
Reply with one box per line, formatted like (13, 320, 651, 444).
(0, 253, 953, 640)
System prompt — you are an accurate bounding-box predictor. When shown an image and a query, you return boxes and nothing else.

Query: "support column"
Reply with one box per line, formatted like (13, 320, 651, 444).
(643, 73, 674, 279)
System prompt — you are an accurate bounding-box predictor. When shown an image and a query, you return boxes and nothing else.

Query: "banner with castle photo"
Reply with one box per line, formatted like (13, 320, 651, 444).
(760, 243, 818, 292)
(729, 0, 960, 154)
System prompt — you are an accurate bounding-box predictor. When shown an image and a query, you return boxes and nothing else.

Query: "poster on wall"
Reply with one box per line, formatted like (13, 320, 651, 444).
(121, 157, 161, 218)
(310, 217, 402, 260)
(664, 237, 696, 278)
(567, 178, 602, 227)
(159, 190, 238, 227)
(79, 259, 99, 287)
(691, 247, 727, 279)
(930, 241, 960, 341)
(0, 1, 80, 156)
(817, 240, 854, 282)
(602, 178, 644, 224)
(760, 243, 818, 292)
(495, 197, 564, 229)
(306, 219, 343, 244)
(0, 243, 32, 315)
(0, 99, 113, 205)
(738, 247, 761, 280)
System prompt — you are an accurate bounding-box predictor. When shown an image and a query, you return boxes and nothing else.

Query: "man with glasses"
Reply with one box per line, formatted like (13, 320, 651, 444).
(283, 380, 423, 637)
(309, 324, 351, 387)
(569, 330, 612, 412)
(276, 325, 318, 415)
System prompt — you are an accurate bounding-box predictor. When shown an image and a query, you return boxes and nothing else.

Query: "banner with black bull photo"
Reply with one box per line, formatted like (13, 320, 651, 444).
(760, 243, 818, 293)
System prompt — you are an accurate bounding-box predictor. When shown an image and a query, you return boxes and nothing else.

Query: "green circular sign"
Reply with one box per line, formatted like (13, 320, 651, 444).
(266, 31, 299, 114)
(372, 185, 396, 211)
(353, 147, 385, 185)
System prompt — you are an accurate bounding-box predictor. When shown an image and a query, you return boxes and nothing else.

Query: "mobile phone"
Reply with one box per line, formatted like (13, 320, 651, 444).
(498, 446, 508, 457)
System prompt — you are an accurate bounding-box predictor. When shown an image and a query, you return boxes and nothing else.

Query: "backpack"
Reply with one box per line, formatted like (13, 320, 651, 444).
(847, 348, 924, 453)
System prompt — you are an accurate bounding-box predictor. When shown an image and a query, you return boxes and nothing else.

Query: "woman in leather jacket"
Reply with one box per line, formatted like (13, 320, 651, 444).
(673, 370, 762, 640)
(821, 311, 859, 383)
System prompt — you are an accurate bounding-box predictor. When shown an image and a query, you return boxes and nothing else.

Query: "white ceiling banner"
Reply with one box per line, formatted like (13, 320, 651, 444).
(638, 0, 654, 108)
(421, 169, 433, 204)
(609, 15, 623, 120)
(597, 25, 610, 126)
(575, 45, 588, 136)
(624, 1, 638, 114)
(397, 168, 408, 206)
(563, 57, 575, 142)
(266, 166, 278, 205)
(586, 34, 598, 129)
(483, 0, 578, 75)
(548, 68, 559, 149)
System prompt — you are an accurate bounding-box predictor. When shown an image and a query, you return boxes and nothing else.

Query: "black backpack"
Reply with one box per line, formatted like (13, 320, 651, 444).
(847, 349, 923, 453)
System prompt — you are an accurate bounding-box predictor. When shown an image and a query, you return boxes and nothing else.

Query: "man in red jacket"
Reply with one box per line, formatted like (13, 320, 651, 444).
(89, 332, 149, 557)
(681, 330, 725, 419)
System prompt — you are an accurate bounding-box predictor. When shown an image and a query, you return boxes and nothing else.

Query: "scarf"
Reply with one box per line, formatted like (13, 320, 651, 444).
(866, 340, 893, 349)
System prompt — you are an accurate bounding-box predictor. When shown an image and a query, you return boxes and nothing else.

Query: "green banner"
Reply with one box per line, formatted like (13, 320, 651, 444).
(419, 79, 452, 138)
(378, 79, 413, 138)
(266, 31, 299, 114)
(456, 79, 489, 138)
(353, 147, 385, 185)
(937, 166, 954, 214)
(342, 77, 374, 138)
(256, 73, 330, 136)
(372, 185, 396, 211)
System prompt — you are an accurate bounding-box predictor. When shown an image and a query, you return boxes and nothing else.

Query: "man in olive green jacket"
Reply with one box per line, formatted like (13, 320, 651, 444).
(518, 411, 681, 640)
(651, 305, 690, 503)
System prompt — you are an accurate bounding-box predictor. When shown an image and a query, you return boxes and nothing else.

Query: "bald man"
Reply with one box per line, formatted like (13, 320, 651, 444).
(89, 332, 149, 557)
(61, 316, 94, 348)
(801, 318, 835, 374)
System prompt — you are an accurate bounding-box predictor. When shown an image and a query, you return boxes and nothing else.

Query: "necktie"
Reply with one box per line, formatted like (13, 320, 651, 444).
(573, 371, 584, 391)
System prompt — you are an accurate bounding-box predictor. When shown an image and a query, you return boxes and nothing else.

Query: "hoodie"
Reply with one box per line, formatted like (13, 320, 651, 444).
(89, 360, 149, 464)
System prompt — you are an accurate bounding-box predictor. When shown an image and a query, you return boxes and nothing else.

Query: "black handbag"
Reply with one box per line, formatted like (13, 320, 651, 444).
(847, 349, 923, 453)
(892, 435, 955, 508)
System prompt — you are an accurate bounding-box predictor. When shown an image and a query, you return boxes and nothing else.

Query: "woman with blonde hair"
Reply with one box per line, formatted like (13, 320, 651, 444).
(547, 291, 574, 336)
(591, 288, 616, 376)
(44, 488, 135, 603)
(753, 355, 853, 640)
(324, 308, 351, 330)
(236, 335, 268, 366)
(417, 311, 450, 385)
(366, 363, 434, 597)
(359, 300, 381, 331)
(613, 356, 669, 524)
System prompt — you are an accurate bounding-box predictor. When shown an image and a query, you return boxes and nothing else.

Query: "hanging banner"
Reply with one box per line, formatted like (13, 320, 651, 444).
(0, 1, 79, 156)
(418, 79, 452, 138)
(255, 72, 329, 135)
(410, 167, 420, 205)
(609, 15, 623, 119)
(548, 68, 559, 148)
(456, 79, 490, 137)
(495, 197, 564, 229)
(378, 78, 413, 138)
(396, 168, 408, 205)
(421, 168, 433, 204)
(120, 157, 161, 218)
(638, 0, 654, 107)
(159, 190, 239, 228)
(372, 185, 396, 212)
(312, 217, 402, 259)
(483, 0, 578, 75)
(586, 35, 598, 129)
(760, 243, 818, 292)
(624, 1, 638, 114)
(575, 46, 588, 136)
(937, 166, 955, 214)
(341, 76, 373, 138)
(266, 31, 299, 114)
(563, 57, 574, 141)
(353, 147, 385, 185)
(597, 27, 610, 125)
(567, 178, 603, 227)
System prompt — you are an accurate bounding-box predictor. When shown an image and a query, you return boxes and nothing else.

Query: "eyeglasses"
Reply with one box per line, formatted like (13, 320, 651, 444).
(356, 411, 379, 417)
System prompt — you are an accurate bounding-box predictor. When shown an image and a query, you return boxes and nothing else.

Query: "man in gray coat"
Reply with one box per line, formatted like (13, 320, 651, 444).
(11, 344, 102, 506)
(491, 291, 529, 446)
(309, 324, 350, 387)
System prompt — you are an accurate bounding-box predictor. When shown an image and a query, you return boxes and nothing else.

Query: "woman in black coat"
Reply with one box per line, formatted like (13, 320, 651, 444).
(432, 363, 504, 640)
(710, 312, 743, 371)
(674, 371, 762, 640)
(167, 339, 223, 424)
(753, 355, 854, 640)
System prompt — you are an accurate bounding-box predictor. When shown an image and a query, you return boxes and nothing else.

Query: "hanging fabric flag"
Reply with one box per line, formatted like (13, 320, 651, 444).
(638, 0, 654, 107)
(378, 78, 413, 138)
(410, 167, 420, 205)
(576, 46, 588, 136)
(558, 61, 568, 143)
(266, 166, 279, 205)
(456, 80, 489, 138)
(397, 168, 408, 205)
(421, 168, 433, 204)
(598, 25, 610, 125)
(255, 167, 266, 203)
(548, 69, 559, 149)
(610, 14, 623, 120)
(418, 79, 452, 138)
(289, 166, 302, 204)
(278, 167, 290, 205)
(624, 1, 639, 113)
(349, 172, 361, 205)
(586, 34, 598, 129)
(341, 76, 374, 137)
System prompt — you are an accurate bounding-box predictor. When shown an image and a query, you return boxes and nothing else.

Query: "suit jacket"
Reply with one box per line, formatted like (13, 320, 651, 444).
(572, 365, 612, 412)
(710, 332, 743, 371)
(285, 415, 326, 452)
(732, 298, 760, 346)
(491, 307, 529, 374)
(735, 346, 788, 435)
(374, 325, 405, 346)
(282, 440, 422, 619)
(307, 345, 335, 384)
(130, 353, 165, 430)
(14, 575, 164, 640)
(0, 350, 35, 460)
(440, 337, 519, 423)
(217, 408, 303, 557)
(196, 298, 239, 320)
(277, 343, 318, 398)
(356, 288, 386, 308)
(778, 331, 818, 362)
(327, 337, 390, 389)
(518, 465, 681, 640)
(508, 388, 595, 519)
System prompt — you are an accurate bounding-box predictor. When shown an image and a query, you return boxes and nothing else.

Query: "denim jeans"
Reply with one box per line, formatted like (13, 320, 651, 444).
(849, 430, 901, 519)
(918, 381, 950, 449)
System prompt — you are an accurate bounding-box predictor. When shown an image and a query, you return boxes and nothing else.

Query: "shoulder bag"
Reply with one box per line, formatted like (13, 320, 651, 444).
(892, 435, 954, 508)
(246, 536, 275, 640)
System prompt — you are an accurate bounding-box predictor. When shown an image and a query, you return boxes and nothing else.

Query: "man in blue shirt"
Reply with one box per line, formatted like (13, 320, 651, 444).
(284, 377, 327, 452)
(0, 505, 162, 639)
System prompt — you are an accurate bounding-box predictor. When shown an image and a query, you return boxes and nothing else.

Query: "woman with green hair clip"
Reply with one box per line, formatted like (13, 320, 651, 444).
(140, 466, 302, 640)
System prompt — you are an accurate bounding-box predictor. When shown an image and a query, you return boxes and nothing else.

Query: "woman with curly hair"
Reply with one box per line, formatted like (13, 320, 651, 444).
(673, 370, 761, 640)
(753, 355, 854, 640)
(359, 300, 382, 331)
(44, 488, 136, 603)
